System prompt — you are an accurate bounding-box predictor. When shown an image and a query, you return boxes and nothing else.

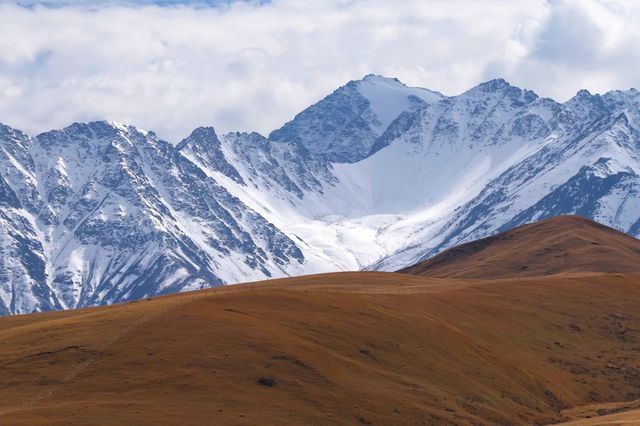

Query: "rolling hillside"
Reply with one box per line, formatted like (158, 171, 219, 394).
(2, 218, 640, 424)
(400, 216, 640, 278)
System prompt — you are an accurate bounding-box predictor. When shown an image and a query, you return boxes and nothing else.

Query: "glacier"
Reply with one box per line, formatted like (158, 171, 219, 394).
(1, 74, 640, 314)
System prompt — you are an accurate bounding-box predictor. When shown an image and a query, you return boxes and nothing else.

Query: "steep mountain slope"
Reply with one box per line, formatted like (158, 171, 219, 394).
(400, 216, 640, 278)
(0, 121, 327, 314)
(369, 86, 640, 270)
(2, 75, 640, 314)
(0, 125, 60, 315)
(269, 74, 443, 163)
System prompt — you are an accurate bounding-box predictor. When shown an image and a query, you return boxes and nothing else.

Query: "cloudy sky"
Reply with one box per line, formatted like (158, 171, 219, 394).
(0, 0, 638, 141)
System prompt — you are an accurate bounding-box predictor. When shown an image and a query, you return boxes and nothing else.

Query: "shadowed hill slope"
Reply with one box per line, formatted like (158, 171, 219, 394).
(2, 271, 640, 425)
(400, 216, 640, 279)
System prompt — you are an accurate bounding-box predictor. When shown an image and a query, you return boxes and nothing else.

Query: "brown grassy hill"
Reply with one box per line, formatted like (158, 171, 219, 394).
(400, 216, 640, 278)
(2, 271, 640, 425)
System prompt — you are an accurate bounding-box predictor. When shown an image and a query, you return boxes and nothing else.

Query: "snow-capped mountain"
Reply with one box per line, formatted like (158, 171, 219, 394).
(0, 122, 313, 315)
(270, 74, 443, 163)
(370, 85, 640, 270)
(2, 75, 640, 314)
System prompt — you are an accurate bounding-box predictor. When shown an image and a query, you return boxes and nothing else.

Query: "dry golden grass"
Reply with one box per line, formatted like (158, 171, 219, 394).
(1, 271, 640, 425)
(401, 216, 640, 278)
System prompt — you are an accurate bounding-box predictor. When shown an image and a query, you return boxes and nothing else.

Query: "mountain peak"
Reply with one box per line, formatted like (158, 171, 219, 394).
(575, 88, 593, 98)
(464, 78, 537, 99)
(0, 122, 27, 139)
(269, 74, 442, 163)
(565, 89, 607, 122)
(359, 74, 404, 86)
(458, 78, 538, 109)
(473, 78, 513, 92)
(484, 77, 508, 86)
(188, 126, 218, 139)
(566, 89, 603, 106)
(177, 125, 245, 185)
(107, 120, 130, 131)
(176, 126, 221, 152)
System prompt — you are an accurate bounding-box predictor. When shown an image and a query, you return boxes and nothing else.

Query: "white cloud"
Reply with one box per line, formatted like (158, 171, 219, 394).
(0, 0, 638, 142)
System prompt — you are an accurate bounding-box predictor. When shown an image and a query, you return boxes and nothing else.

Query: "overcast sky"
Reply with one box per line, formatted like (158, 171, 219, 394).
(0, 0, 638, 141)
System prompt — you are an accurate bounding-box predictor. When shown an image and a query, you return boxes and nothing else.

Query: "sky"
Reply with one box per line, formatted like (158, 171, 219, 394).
(0, 0, 638, 141)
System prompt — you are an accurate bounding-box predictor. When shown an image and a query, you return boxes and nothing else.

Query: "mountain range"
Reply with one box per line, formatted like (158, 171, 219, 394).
(2, 74, 640, 315)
